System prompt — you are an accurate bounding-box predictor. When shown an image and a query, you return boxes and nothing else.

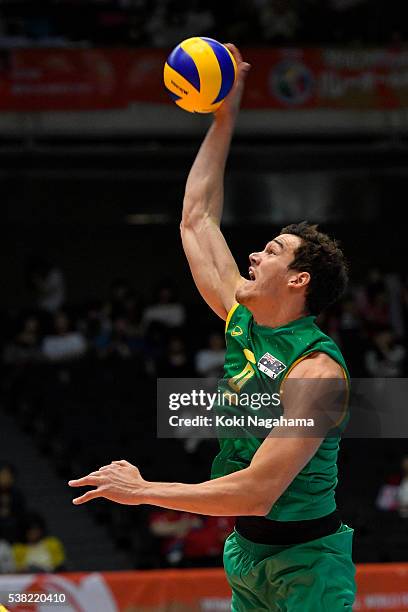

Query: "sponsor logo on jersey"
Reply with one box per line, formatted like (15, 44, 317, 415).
(258, 352, 286, 379)
(231, 325, 243, 336)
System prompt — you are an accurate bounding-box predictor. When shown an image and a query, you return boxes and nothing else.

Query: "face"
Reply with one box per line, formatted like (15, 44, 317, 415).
(235, 233, 308, 312)
(26, 525, 43, 544)
(0, 467, 14, 489)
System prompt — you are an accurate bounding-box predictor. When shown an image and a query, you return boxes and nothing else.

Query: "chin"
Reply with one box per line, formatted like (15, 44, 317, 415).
(235, 280, 255, 307)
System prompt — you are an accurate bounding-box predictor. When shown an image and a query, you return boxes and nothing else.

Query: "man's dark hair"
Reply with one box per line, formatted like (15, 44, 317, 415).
(281, 221, 348, 315)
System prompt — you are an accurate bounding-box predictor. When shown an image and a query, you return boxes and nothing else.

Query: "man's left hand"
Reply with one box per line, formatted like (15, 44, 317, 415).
(69, 460, 145, 505)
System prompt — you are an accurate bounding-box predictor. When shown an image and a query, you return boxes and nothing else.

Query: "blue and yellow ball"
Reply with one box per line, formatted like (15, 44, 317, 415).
(164, 37, 237, 114)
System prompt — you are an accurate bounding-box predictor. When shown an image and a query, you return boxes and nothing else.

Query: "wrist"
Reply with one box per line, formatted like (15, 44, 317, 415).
(140, 480, 164, 505)
(213, 110, 237, 130)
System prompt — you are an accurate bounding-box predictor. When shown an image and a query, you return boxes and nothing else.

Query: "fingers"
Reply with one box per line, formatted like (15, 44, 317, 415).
(224, 42, 242, 65)
(68, 474, 101, 487)
(224, 43, 251, 74)
(69, 460, 132, 491)
(72, 488, 103, 505)
(100, 460, 130, 470)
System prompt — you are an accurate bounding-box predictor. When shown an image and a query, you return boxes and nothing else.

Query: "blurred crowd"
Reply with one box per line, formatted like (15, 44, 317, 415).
(376, 455, 408, 518)
(0, 0, 406, 49)
(2, 259, 228, 379)
(3, 261, 407, 379)
(320, 269, 407, 379)
(0, 463, 65, 574)
(1, 258, 408, 569)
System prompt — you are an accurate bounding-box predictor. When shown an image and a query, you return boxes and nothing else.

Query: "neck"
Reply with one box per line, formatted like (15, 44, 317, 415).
(250, 303, 307, 329)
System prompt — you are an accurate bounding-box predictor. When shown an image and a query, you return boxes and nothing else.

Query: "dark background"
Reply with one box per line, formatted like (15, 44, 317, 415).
(0, 0, 408, 575)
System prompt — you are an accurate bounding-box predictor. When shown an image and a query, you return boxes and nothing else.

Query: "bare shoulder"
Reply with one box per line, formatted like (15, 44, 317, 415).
(288, 352, 344, 380)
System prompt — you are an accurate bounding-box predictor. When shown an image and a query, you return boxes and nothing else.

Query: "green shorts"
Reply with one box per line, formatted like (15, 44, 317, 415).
(223, 524, 356, 611)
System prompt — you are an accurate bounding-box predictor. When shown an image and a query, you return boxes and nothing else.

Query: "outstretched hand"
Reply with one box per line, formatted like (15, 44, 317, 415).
(215, 43, 251, 120)
(68, 460, 145, 506)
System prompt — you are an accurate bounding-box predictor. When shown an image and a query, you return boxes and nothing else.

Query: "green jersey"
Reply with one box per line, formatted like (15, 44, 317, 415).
(211, 303, 349, 521)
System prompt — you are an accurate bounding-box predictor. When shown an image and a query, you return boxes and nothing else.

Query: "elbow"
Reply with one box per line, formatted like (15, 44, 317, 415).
(250, 499, 272, 517)
(244, 478, 275, 516)
(180, 209, 208, 236)
(235, 469, 274, 516)
(180, 210, 195, 233)
(180, 217, 191, 235)
(180, 218, 193, 243)
(181, 201, 204, 231)
(245, 488, 274, 516)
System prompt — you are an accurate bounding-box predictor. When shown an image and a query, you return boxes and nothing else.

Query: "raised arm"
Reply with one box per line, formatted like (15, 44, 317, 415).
(180, 45, 251, 320)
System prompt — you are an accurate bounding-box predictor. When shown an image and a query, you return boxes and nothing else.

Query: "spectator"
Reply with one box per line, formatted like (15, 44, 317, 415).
(79, 300, 111, 346)
(0, 464, 26, 544)
(95, 316, 142, 360)
(149, 509, 234, 568)
(145, 1, 187, 47)
(364, 328, 406, 378)
(337, 297, 366, 376)
(149, 509, 202, 566)
(12, 513, 66, 573)
(0, 539, 15, 573)
(157, 336, 193, 376)
(182, 515, 235, 568)
(357, 270, 390, 332)
(142, 284, 186, 331)
(398, 456, 408, 518)
(3, 314, 42, 366)
(122, 291, 143, 336)
(386, 274, 405, 339)
(376, 474, 401, 512)
(0, 0, 403, 47)
(195, 332, 225, 378)
(42, 311, 87, 362)
(256, 0, 299, 43)
(104, 278, 132, 320)
(147, 0, 214, 47)
(28, 258, 65, 314)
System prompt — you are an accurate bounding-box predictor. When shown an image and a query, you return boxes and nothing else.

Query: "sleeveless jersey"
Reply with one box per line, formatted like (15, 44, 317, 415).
(211, 303, 349, 521)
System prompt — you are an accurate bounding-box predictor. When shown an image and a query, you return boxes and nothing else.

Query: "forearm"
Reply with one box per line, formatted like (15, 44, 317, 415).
(142, 467, 267, 517)
(183, 115, 236, 226)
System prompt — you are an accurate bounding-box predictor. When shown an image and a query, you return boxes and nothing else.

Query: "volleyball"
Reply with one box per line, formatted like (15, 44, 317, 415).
(163, 37, 237, 114)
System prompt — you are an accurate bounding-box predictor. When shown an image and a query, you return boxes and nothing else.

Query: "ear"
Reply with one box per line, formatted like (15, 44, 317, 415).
(288, 271, 310, 289)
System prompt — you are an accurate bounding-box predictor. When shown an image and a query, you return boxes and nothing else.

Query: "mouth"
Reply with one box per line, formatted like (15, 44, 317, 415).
(248, 266, 256, 281)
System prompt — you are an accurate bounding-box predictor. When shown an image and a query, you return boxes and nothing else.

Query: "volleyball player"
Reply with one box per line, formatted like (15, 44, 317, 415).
(69, 45, 355, 610)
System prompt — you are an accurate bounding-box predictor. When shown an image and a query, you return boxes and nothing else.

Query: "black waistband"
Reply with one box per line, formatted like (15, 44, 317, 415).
(235, 510, 341, 546)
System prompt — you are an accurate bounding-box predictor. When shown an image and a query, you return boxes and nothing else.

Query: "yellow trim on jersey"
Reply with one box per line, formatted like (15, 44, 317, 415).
(243, 349, 256, 364)
(279, 351, 350, 430)
(228, 361, 255, 392)
(225, 302, 239, 334)
(280, 353, 313, 388)
(334, 365, 350, 429)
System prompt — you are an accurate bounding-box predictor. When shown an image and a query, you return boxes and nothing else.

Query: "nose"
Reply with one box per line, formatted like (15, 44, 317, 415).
(249, 252, 261, 266)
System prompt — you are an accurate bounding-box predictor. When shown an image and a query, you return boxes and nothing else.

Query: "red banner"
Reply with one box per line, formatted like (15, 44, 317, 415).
(1, 564, 408, 611)
(1, 48, 408, 111)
